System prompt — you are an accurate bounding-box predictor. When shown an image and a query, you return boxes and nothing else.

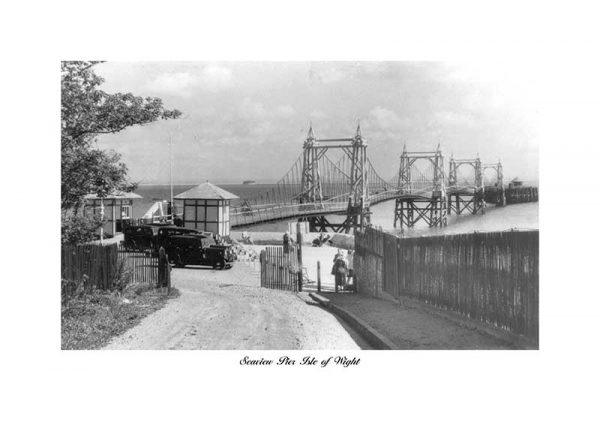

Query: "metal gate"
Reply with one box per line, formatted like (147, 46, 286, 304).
(260, 245, 300, 291)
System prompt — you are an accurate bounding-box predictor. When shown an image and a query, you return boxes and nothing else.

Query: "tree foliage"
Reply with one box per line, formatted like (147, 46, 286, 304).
(61, 212, 104, 245)
(61, 61, 181, 242)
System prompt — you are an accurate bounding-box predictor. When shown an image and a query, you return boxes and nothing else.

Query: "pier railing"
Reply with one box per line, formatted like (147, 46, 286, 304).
(230, 191, 399, 228)
(230, 201, 348, 227)
(355, 227, 539, 343)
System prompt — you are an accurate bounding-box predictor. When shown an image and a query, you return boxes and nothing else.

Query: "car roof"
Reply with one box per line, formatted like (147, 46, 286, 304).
(169, 235, 206, 241)
(160, 226, 200, 232)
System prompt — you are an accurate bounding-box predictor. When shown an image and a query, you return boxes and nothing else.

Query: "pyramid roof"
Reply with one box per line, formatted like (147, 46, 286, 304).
(174, 182, 240, 200)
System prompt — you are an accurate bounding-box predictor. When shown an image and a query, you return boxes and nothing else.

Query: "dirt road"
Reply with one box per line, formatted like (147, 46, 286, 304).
(104, 261, 364, 350)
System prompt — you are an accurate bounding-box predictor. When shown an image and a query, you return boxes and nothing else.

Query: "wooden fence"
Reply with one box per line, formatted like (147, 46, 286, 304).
(61, 244, 167, 292)
(355, 227, 539, 342)
(117, 246, 160, 286)
(260, 246, 300, 291)
(61, 244, 119, 291)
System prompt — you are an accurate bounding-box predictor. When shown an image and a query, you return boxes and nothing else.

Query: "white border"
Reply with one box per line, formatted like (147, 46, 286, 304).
(3, 1, 600, 424)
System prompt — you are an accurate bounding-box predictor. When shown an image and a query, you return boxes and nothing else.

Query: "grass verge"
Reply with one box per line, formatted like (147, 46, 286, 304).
(61, 284, 180, 350)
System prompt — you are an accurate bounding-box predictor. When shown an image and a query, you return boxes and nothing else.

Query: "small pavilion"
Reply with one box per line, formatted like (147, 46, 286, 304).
(84, 191, 143, 237)
(174, 182, 239, 236)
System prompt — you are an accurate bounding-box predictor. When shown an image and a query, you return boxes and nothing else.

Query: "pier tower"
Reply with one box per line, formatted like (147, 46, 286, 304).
(299, 124, 369, 233)
(393, 144, 447, 229)
(482, 161, 506, 206)
(447, 155, 485, 215)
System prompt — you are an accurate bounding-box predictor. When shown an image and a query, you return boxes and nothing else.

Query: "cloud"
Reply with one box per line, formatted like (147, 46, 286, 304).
(150, 72, 198, 96)
(309, 65, 346, 83)
(148, 65, 234, 96)
(307, 62, 400, 84)
(309, 110, 327, 120)
(433, 110, 475, 127)
(199, 65, 234, 91)
(366, 107, 411, 130)
(238, 97, 266, 120)
(238, 98, 295, 121)
(274, 104, 295, 118)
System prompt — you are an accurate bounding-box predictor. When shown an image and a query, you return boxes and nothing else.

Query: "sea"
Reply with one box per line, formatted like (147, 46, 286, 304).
(134, 184, 539, 235)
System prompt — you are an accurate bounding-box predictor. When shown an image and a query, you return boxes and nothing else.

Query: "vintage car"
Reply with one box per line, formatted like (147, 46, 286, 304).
(155, 226, 236, 269)
(123, 225, 161, 251)
(155, 226, 212, 248)
(162, 234, 233, 269)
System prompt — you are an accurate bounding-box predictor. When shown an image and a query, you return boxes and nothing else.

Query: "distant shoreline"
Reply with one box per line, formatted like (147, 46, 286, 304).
(136, 180, 540, 187)
(136, 182, 277, 186)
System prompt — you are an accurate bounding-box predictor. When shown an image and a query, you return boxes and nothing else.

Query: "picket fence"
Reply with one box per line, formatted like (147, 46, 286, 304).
(260, 245, 300, 292)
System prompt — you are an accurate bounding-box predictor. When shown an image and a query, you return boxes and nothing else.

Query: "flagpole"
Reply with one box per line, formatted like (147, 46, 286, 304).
(169, 135, 174, 222)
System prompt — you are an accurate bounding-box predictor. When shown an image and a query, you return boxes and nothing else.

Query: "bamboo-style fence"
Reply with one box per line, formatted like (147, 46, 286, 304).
(355, 227, 539, 341)
(61, 244, 120, 291)
(116, 247, 159, 286)
(61, 244, 166, 291)
(260, 246, 300, 292)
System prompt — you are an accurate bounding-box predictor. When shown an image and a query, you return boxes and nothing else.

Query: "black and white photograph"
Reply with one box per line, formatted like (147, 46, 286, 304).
(60, 61, 539, 350)
(3, 1, 600, 425)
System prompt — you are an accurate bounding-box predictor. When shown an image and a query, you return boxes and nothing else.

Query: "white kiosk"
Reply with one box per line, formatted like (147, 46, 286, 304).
(174, 182, 239, 236)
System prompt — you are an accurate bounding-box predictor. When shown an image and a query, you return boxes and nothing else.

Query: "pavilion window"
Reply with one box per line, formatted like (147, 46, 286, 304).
(121, 205, 132, 219)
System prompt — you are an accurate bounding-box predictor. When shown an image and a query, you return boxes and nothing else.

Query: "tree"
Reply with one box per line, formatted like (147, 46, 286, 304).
(61, 212, 104, 245)
(61, 61, 181, 211)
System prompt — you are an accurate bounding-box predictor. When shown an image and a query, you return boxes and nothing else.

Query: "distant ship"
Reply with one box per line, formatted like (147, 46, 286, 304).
(243, 180, 256, 185)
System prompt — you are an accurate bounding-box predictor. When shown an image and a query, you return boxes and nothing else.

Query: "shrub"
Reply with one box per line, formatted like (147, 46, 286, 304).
(61, 213, 104, 245)
(112, 258, 133, 293)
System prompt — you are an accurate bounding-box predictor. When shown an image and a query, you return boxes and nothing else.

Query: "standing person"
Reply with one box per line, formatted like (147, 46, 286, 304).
(331, 252, 348, 292)
(346, 249, 355, 290)
(283, 231, 290, 254)
(334, 248, 343, 262)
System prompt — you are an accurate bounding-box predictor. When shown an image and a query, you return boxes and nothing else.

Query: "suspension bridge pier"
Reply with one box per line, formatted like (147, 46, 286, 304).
(299, 197, 369, 233)
(393, 145, 448, 229)
(297, 124, 371, 233)
(482, 161, 506, 206)
(446, 156, 485, 215)
(394, 194, 447, 229)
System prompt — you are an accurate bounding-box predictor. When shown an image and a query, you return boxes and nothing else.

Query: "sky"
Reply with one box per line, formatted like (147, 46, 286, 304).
(94, 61, 540, 185)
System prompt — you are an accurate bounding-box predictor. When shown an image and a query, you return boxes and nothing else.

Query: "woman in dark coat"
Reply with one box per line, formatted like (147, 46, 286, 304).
(283, 231, 290, 254)
(332, 253, 348, 291)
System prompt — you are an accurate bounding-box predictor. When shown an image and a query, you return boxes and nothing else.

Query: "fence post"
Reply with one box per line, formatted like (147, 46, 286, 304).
(317, 261, 321, 293)
(259, 250, 265, 288)
(296, 222, 303, 292)
(166, 254, 171, 294)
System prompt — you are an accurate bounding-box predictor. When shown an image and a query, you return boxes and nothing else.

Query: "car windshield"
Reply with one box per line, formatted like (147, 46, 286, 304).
(200, 237, 212, 249)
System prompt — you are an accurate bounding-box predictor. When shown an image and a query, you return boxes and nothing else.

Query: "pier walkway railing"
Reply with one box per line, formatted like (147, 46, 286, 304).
(230, 190, 399, 228)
